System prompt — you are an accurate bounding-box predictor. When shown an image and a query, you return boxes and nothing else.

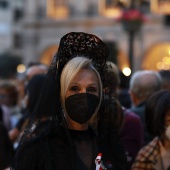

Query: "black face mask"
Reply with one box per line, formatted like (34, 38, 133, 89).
(65, 93, 99, 124)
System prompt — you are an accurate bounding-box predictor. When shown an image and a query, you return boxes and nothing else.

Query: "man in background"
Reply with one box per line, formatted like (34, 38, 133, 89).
(129, 70, 162, 145)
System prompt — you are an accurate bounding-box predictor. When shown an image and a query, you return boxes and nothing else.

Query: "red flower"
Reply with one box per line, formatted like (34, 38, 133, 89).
(118, 9, 146, 23)
(117, 9, 147, 32)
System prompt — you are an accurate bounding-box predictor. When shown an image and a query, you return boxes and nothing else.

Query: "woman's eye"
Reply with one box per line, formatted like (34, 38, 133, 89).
(87, 87, 97, 93)
(70, 86, 79, 92)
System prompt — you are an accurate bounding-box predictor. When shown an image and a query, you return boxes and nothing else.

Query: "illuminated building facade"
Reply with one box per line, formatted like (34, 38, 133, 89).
(0, 0, 170, 73)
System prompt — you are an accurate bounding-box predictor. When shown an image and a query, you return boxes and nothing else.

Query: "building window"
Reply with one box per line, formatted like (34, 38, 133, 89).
(140, 0, 150, 14)
(13, 33, 22, 49)
(46, 0, 69, 19)
(99, 0, 124, 18)
(0, 0, 9, 9)
(106, 0, 119, 8)
(151, 0, 170, 14)
(14, 9, 23, 22)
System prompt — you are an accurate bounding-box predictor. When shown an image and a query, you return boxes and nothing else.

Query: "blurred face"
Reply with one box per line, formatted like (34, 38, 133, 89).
(26, 66, 47, 81)
(66, 69, 99, 98)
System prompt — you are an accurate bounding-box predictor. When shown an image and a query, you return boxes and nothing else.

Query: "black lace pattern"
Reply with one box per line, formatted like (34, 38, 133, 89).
(48, 32, 109, 78)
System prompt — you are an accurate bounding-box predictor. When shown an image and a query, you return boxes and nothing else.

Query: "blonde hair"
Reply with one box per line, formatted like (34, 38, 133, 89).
(60, 56, 103, 115)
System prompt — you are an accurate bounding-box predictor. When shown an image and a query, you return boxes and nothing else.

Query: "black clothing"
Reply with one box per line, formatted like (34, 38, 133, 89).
(0, 105, 3, 122)
(118, 89, 131, 109)
(130, 101, 154, 145)
(13, 122, 98, 170)
(69, 129, 98, 170)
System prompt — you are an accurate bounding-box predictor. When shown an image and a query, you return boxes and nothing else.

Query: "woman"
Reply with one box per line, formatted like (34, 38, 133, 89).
(131, 90, 170, 170)
(12, 32, 127, 170)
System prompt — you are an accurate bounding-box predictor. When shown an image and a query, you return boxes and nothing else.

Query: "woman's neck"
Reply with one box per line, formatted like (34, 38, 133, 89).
(66, 117, 89, 130)
(162, 136, 170, 150)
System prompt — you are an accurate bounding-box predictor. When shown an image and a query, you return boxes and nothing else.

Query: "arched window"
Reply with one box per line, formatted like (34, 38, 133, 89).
(40, 45, 58, 66)
(142, 43, 170, 71)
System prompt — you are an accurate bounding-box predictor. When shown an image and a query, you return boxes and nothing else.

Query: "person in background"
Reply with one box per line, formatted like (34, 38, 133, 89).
(16, 62, 48, 109)
(0, 121, 14, 170)
(132, 90, 170, 170)
(0, 82, 22, 129)
(159, 70, 170, 90)
(106, 61, 144, 170)
(118, 71, 131, 109)
(25, 63, 48, 82)
(11, 32, 127, 170)
(129, 70, 162, 145)
(9, 62, 48, 143)
(9, 74, 46, 145)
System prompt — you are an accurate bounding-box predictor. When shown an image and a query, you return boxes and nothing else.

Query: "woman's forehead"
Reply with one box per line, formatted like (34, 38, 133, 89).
(70, 69, 99, 84)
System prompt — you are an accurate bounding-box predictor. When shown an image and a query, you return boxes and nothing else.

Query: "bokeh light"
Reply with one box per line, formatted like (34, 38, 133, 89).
(17, 64, 26, 73)
(122, 67, 131, 76)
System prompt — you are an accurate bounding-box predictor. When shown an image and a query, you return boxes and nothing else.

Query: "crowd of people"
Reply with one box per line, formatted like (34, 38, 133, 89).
(0, 32, 170, 170)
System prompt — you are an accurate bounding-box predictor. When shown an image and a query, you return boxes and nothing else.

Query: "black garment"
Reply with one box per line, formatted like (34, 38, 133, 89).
(130, 101, 154, 145)
(0, 105, 3, 122)
(69, 129, 98, 170)
(118, 89, 131, 109)
(13, 122, 98, 170)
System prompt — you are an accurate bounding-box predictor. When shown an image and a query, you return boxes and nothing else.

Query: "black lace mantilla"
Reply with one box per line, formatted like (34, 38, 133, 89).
(14, 31, 110, 146)
(48, 32, 109, 79)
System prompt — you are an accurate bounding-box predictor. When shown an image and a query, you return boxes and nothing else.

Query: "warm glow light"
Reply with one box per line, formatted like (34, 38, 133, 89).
(122, 67, 131, 76)
(46, 0, 68, 19)
(151, 0, 170, 14)
(162, 63, 170, 70)
(104, 7, 122, 18)
(156, 62, 163, 69)
(162, 56, 170, 64)
(17, 64, 26, 73)
(142, 42, 170, 70)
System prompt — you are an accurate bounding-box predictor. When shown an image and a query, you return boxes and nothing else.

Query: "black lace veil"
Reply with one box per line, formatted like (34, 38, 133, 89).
(11, 32, 127, 170)
(11, 32, 108, 166)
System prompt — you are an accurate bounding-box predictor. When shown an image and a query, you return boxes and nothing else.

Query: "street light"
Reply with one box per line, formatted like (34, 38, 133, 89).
(119, 7, 145, 73)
